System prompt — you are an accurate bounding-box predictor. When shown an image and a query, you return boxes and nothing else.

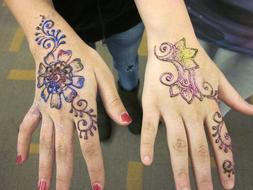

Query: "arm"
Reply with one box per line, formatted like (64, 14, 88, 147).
(5, 1, 131, 189)
(134, 0, 253, 189)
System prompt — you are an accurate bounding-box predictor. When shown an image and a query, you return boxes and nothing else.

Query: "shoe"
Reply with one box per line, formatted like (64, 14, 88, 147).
(97, 95, 112, 141)
(118, 81, 142, 135)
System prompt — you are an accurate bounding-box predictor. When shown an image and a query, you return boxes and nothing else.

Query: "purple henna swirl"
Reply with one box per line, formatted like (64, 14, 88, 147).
(212, 112, 232, 153)
(223, 160, 235, 177)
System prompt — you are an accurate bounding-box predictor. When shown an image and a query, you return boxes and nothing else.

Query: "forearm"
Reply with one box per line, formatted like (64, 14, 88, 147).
(5, 0, 89, 55)
(134, 0, 199, 49)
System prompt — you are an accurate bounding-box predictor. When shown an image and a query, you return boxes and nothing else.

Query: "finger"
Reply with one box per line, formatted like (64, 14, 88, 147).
(17, 104, 41, 164)
(218, 72, 253, 115)
(38, 114, 55, 190)
(205, 110, 235, 190)
(163, 112, 191, 190)
(140, 105, 159, 165)
(184, 118, 213, 190)
(94, 58, 132, 125)
(54, 119, 74, 190)
(73, 102, 105, 190)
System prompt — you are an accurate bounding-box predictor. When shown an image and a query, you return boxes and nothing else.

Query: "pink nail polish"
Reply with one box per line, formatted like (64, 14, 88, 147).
(120, 112, 132, 123)
(38, 179, 47, 190)
(92, 183, 102, 190)
(16, 155, 23, 165)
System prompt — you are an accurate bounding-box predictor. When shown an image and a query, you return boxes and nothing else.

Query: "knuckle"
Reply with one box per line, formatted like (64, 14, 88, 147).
(143, 121, 156, 135)
(176, 169, 188, 179)
(196, 144, 209, 161)
(40, 136, 53, 152)
(141, 141, 153, 149)
(83, 142, 98, 157)
(39, 164, 49, 173)
(199, 177, 212, 187)
(172, 138, 188, 153)
(89, 165, 103, 176)
(55, 144, 70, 156)
(56, 175, 69, 184)
(106, 96, 121, 108)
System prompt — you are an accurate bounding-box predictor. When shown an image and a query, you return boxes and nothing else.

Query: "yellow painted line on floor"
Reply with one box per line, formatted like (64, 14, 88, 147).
(250, 95, 253, 104)
(30, 144, 39, 154)
(7, 69, 35, 80)
(138, 31, 147, 56)
(9, 27, 25, 52)
(127, 161, 143, 190)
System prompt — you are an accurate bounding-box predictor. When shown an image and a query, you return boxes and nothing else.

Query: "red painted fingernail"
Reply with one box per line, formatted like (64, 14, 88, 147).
(92, 183, 102, 190)
(38, 179, 47, 190)
(16, 155, 23, 165)
(120, 112, 132, 123)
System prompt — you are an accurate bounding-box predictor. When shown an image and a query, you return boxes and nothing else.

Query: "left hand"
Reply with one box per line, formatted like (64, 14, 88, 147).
(140, 37, 253, 190)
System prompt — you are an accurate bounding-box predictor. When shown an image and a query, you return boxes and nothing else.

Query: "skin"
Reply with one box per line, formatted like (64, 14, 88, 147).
(6, 1, 132, 189)
(5, 0, 253, 189)
(134, 0, 253, 189)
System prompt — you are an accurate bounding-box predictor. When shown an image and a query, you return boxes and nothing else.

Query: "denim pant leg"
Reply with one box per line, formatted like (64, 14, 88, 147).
(105, 22, 145, 91)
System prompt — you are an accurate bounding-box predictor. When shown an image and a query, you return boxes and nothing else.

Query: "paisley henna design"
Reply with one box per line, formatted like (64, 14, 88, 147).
(211, 112, 232, 153)
(70, 99, 97, 140)
(223, 160, 235, 178)
(35, 16, 97, 140)
(154, 38, 218, 104)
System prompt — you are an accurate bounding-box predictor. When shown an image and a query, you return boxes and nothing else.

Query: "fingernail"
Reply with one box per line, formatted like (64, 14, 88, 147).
(38, 179, 47, 190)
(16, 155, 23, 165)
(143, 155, 150, 163)
(120, 112, 132, 123)
(92, 183, 102, 190)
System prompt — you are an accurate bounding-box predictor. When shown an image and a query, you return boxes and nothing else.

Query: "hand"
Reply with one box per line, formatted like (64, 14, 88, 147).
(140, 37, 253, 190)
(16, 16, 131, 190)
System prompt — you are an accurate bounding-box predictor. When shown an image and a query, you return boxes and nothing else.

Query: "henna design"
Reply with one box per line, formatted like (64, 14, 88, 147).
(154, 38, 218, 104)
(223, 160, 235, 178)
(211, 112, 232, 153)
(211, 112, 235, 177)
(35, 16, 97, 140)
(35, 16, 84, 109)
(70, 99, 97, 140)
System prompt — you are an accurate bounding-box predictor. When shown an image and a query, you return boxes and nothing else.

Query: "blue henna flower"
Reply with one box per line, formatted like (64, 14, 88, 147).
(37, 49, 85, 109)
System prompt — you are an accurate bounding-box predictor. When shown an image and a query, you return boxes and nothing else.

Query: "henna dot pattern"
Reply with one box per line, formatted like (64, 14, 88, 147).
(35, 16, 97, 139)
(154, 38, 218, 104)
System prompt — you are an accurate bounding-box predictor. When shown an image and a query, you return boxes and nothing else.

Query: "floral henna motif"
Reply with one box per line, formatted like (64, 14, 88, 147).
(211, 112, 232, 153)
(35, 15, 84, 109)
(70, 99, 97, 140)
(35, 16, 97, 139)
(223, 160, 235, 177)
(154, 38, 218, 104)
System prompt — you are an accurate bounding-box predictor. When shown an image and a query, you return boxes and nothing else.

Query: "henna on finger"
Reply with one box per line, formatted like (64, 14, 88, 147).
(35, 16, 97, 140)
(154, 38, 218, 104)
(211, 111, 235, 178)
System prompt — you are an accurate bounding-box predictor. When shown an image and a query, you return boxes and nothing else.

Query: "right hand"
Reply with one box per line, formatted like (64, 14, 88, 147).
(16, 16, 131, 190)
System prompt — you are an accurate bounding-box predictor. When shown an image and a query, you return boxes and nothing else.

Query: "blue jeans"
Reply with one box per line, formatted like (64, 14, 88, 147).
(90, 22, 145, 91)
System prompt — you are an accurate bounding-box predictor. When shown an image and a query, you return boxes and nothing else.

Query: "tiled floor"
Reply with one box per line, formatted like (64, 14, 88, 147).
(1, 1, 253, 190)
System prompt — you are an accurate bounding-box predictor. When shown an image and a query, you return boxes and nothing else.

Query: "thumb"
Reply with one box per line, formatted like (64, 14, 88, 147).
(218, 71, 253, 116)
(94, 63, 132, 125)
